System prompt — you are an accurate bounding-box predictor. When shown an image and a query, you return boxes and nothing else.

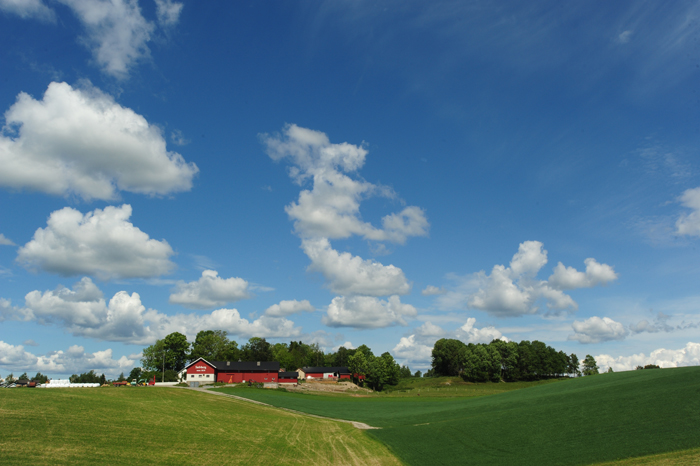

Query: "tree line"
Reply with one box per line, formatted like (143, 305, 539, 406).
(430, 338, 600, 382)
(139, 330, 411, 390)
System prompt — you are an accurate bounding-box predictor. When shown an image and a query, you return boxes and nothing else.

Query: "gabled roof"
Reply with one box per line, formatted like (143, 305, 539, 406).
(212, 361, 280, 371)
(302, 366, 350, 374)
(183, 357, 215, 371)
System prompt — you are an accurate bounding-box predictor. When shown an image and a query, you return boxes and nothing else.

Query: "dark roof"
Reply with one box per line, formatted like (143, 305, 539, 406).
(302, 366, 350, 374)
(184, 357, 279, 372)
(278, 372, 299, 378)
(211, 360, 280, 372)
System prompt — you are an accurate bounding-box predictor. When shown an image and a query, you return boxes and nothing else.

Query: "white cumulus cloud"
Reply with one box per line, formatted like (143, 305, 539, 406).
(392, 335, 433, 366)
(303, 237, 410, 296)
(676, 187, 700, 237)
(323, 295, 417, 329)
(17, 205, 175, 279)
(439, 241, 616, 317)
(169, 270, 250, 309)
(0, 82, 198, 200)
(421, 285, 445, 296)
(0, 234, 15, 246)
(457, 317, 507, 344)
(569, 316, 628, 344)
(0, 340, 139, 378)
(264, 299, 314, 317)
(3, 278, 300, 345)
(548, 258, 618, 290)
(261, 124, 428, 244)
(596, 342, 700, 372)
(0, 0, 55, 21)
(58, 0, 154, 78)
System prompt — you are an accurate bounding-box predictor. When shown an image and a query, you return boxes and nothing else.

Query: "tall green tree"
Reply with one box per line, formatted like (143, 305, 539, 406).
(568, 353, 580, 377)
(431, 339, 466, 376)
(582, 354, 599, 376)
(366, 356, 390, 391)
(348, 351, 369, 384)
(242, 337, 273, 361)
(190, 330, 237, 361)
(142, 332, 189, 372)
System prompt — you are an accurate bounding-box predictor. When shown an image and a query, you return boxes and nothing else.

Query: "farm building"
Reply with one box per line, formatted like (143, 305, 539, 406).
(301, 366, 352, 380)
(184, 358, 280, 384)
(278, 372, 299, 384)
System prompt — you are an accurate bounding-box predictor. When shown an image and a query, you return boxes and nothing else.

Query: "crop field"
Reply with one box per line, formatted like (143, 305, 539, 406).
(0, 387, 401, 465)
(217, 366, 700, 466)
(385, 376, 563, 397)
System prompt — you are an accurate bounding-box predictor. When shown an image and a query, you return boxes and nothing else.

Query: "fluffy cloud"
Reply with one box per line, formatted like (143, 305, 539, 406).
(392, 335, 433, 366)
(323, 295, 417, 328)
(0, 340, 139, 378)
(17, 205, 175, 279)
(303, 237, 410, 296)
(169, 270, 250, 309)
(676, 187, 700, 236)
(264, 299, 314, 317)
(439, 241, 616, 317)
(548, 258, 618, 290)
(261, 124, 429, 244)
(332, 341, 355, 351)
(0, 234, 15, 246)
(596, 342, 700, 372)
(154, 0, 183, 26)
(0, 0, 54, 21)
(415, 321, 445, 337)
(421, 285, 445, 296)
(3, 278, 301, 345)
(392, 318, 509, 368)
(2, 0, 182, 77)
(569, 316, 628, 344)
(58, 0, 154, 78)
(0, 82, 198, 200)
(457, 317, 507, 344)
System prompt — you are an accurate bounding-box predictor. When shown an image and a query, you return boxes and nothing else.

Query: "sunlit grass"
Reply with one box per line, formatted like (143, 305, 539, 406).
(0, 387, 402, 465)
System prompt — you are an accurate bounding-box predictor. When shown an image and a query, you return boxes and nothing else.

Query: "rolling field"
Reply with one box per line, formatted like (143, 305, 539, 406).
(217, 366, 700, 466)
(0, 387, 401, 465)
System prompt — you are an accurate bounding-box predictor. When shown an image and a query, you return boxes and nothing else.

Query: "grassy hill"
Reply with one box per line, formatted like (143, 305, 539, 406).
(0, 387, 401, 465)
(217, 366, 700, 465)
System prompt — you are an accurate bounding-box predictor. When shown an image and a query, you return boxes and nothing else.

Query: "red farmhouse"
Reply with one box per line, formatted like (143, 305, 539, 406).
(184, 358, 280, 384)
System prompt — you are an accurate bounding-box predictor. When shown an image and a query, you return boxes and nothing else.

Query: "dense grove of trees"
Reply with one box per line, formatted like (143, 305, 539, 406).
(431, 338, 584, 382)
(69, 370, 106, 384)
(138, 330, 408, 391)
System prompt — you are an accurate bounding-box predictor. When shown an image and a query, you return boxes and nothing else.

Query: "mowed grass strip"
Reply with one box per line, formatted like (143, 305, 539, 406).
(0, 388, 402, 466)
(219, 367, 700, 466)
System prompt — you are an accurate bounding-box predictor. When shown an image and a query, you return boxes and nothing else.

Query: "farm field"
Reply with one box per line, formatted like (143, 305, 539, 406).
(0, 387, 401, 465)
(216, 366, 700, 466)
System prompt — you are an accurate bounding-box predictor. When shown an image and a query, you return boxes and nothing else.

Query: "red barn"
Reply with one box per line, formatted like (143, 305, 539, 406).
(184, 358, 280, 384)
(301, 366, 352, 380)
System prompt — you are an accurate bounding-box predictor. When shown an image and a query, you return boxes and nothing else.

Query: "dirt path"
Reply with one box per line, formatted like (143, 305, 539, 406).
(185, 386, 379, 430)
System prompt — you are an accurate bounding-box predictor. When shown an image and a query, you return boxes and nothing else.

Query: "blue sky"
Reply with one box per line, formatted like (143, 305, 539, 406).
(1, 0, 699, 378)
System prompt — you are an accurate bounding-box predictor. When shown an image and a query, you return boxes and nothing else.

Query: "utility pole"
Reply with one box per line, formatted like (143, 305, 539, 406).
(162, 350, 165, 383)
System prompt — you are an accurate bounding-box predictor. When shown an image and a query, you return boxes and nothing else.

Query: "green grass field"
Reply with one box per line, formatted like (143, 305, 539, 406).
(216, 366, 700, 466)
(0, 387, 401, 465)
(385, 375, 563, 397)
